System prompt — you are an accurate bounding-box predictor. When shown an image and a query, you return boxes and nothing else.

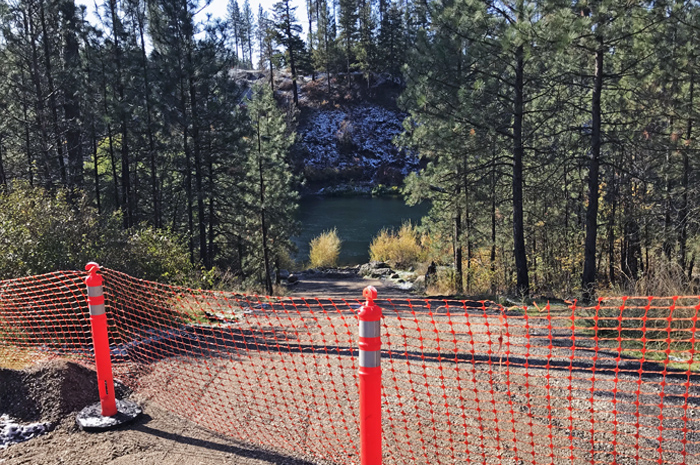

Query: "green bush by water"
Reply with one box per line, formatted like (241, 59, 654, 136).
(0, 183, 193, 282)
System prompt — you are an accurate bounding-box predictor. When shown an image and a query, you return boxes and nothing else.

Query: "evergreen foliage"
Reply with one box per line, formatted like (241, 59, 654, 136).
(272, 0, 303, 105)
(1, 0, 700, 298)
(0, 183, 192, 281)
(242, 84, 299, 293)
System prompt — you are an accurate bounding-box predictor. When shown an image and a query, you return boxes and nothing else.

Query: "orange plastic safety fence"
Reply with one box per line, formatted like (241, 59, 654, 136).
(2, 269, 700, 465)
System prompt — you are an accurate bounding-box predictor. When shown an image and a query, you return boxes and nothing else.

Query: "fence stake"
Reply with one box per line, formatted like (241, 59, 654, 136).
(85, 262, 118, 417)
(77, 263, 142, 431)
(358, 285, 382, 465)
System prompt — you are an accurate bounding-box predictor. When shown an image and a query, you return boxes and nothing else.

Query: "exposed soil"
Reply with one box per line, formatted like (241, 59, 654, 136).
(0, 361, 318, 465)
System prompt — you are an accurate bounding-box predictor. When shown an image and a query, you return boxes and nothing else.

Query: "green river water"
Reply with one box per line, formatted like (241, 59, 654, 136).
(292, 196, 431, 266)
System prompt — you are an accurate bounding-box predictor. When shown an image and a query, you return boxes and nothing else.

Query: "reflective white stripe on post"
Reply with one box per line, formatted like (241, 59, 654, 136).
(87, 284, 105, 316)
(89, 302, 106, 316)
(87, 287, 103, 297)
(360, 350, 381, 368)
(360, 320, 381, 338)
(359, 319, 381, 368)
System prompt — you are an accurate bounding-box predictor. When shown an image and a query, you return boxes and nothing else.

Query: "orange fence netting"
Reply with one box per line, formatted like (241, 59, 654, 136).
(1, 268, 700, 464)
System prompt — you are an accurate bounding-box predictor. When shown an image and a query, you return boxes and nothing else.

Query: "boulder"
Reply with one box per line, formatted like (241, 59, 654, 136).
(370, 261, 390, 269)
(360, 261, 391, 277)
(370, 268, 393, 278)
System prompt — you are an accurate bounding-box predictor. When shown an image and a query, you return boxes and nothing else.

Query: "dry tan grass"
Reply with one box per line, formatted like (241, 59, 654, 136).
(309, 229, 342, 268)
(369, 222, 423, 269)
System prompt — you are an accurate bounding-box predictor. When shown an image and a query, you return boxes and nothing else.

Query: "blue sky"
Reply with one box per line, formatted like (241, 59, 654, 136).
(77, 0, 309, 33)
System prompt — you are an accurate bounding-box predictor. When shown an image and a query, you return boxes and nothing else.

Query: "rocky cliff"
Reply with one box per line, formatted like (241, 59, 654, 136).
(237, 70, 419, 194)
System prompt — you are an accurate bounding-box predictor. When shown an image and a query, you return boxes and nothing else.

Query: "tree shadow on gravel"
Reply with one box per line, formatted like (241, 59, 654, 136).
(133, 413, 318, 465)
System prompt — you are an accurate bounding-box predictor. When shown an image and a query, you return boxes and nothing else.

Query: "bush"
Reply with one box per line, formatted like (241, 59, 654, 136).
(369, 222, 423, 269)
(309, 229, 342, 268)
(0, 183, 193, 282)
(586, 257, 700, 348)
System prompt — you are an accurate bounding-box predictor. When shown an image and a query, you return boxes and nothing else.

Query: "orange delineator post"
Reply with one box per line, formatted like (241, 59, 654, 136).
(358, 286, 382, 465)
(85, 262, 117, 417)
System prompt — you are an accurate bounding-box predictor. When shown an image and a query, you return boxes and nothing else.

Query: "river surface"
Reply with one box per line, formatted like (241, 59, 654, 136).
(292, 196, 431, 266)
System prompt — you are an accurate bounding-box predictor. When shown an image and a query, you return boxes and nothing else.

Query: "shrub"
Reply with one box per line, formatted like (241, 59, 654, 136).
(0, 183, 193, 282)
(309, 229, 342, 268)
(369, 222, 423, 269)
(585, 257, 700, 348)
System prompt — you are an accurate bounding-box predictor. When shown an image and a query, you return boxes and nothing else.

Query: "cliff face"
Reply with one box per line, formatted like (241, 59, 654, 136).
(293, 100, 418, 193)
(280, 73, 419, 194)
(234, 70, 419, 194)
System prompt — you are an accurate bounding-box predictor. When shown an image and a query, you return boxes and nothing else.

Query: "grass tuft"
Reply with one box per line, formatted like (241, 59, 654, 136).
(309, 229, 342, 268)
(369, 222, 423, 269)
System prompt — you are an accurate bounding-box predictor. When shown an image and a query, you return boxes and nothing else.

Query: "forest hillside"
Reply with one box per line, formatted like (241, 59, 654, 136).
(1, 0, 699, 300)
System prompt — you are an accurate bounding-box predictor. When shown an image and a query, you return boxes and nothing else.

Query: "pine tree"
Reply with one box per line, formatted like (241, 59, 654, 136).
(355, 0, 375, 83)
(312, 0, 337, 94)
(240, 0, 255, 67)
(378, 1, 403, 79)
(258, 9, 277, 89)
(244, 84, 298, 294)
(272, 0, 303, 105)
(227, 0, 241, 62)
(336, 0, 357, 78)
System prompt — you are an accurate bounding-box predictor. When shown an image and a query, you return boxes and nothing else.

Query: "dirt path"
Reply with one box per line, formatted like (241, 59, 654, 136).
(0, 400, 318, 465)
(285, 270, 416, 301)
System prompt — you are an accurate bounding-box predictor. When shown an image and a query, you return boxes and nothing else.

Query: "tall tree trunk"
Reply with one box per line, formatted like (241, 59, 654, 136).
(453, 209, 463, 294)
(137, 7, 160, 228)
(453, 177, 463, 293)
(39, 0, 67, 185)
(92, 128, 100, 213)
(207, 126, 216, 266)
(664, 30, 680, 261)
(307, 0, 315, 81)
(257, 118, 273, 295)
(26, 4, 53, 187)
(107, 123, 119, 207)
(513, 40, 529, 295)
(248, 33, 253, 67)
(189, 53, 208, 268)
(0, 137, 6, 186)
(465, 191, 472, 294)
(324, 12, 332, 95)
(490, 137, 497, 290)
(285, 1, 299, 106)
(180, 74, 195, 264)
(679, 72, 693, 274)
(663, 120, 674, 261)
(582, 39, 604, 300)
(61, 4, 83, 189)
(21, 69, 33, 185)
(100, 58, 119, 208)
(607, 168, 617, 286)
(108, 0, 131, 227)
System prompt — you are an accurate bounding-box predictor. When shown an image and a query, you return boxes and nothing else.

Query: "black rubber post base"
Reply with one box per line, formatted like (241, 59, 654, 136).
(76, 399, 142, 432)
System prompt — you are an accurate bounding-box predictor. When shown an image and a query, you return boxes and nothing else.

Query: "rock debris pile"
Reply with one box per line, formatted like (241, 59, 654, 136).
(0, 415, 51, 449)
(0, 360, 130, 449)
